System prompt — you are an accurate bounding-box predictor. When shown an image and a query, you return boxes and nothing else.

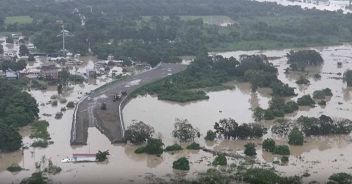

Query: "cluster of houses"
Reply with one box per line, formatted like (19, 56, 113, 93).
(0, 63, 60, 80)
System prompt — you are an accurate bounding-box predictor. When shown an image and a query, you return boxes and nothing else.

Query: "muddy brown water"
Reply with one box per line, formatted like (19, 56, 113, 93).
(1, 45, 352, 183)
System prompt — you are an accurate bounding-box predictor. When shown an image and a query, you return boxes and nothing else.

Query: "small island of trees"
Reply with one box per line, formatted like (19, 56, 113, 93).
(286, 50, 323, 71)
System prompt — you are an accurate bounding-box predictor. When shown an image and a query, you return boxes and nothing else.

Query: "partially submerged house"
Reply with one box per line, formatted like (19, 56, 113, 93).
(40, 64, 60, 80)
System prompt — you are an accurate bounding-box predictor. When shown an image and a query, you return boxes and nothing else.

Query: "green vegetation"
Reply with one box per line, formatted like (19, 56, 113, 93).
(212, 154, 227, 166)
(172, 119, 199, 142)
(287, 50, 323, 71)
(313, 88, 333, 99)
(328, 173, 352, 184)
(0, 123, 22, 152)
(135, 138, 164, 155)
(297, 95, 315, 106)
(186, 142, 201, 150)
(214, 118, 266, 140)
(273, 145, 290, 155)
(243, 168, 301, 184)
(281, 156, 289, 163)
(298, 115, 352, 136)
(254, 98, 298, 120)
(262, 138, 290, 155)
(165, 144, 183, 152)
(172, 157, 190, 170)
(66, 101, 75, 108)
(43, 160, 61, 175)
(5, 16, 33, 25)
(96, 150, 110, 162)
(20, 172, 48, 184)
(31, 140, 49, 148)
(135, 55, 294, 102)
(204, 130, 216, 141)
(30, 120, 50, 140)
(288, 127, 304, 145)
(125, 121, 154, 144)
(343, 70, 352, 87)
(7, 163, 23, 172)
(244, 143, 256, 156)
(262, 138, 276, 152)
(296, 76, 310, 85)
(31, 80, 48, 90)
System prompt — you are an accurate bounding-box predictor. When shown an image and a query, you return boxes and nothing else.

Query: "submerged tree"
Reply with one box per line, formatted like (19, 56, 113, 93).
(172, 119, 199, 142)
(288, 127, 304, 145)
(125, 121, 154, 144)
(286, 50, 323, 71)
(96, 150, 110, 162)
(344, 70, 352, 87)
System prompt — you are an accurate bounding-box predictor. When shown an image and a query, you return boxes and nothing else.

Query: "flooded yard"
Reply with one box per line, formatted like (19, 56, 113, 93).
(2, 44, 352, 183)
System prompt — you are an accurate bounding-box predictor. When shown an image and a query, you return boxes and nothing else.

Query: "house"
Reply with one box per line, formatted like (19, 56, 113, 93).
(5, 69, 19, 80)
(20, 68, 40, 79)
(40, 64, 60, 80)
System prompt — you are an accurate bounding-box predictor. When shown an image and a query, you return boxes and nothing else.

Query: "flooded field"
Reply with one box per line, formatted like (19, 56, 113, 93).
(2, 44, 352, 183)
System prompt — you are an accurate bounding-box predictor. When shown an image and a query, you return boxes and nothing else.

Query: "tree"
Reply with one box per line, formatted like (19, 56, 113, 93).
(214, 118, 238, 139)
(125, 121, 154, 144)
(286, 50, 323, 71)
(244, 143, 256, 156)
(172, 119, 199, 142)
(96, 150, 110, 162)
(204, 130, 216, 141)
(328, 173, 352, 184)
(344, 70, 352, 87)
(297, 95, 315, 106)
(212, 154, 227, 166)
(19, 45, 29, 56)
(0, 123, 22, 152)
(262, 138, 276, 152)
(288, 127, 304, 145)
(172, 157, 190, 170)
(6, 36, 14, 44)
(0, 45, 3, 55)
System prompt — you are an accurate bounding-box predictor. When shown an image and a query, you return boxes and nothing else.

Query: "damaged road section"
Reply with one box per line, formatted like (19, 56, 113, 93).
(71, 63, 187, 145)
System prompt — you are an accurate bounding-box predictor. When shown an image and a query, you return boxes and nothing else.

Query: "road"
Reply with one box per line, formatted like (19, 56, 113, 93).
(71, 63, 187, 145)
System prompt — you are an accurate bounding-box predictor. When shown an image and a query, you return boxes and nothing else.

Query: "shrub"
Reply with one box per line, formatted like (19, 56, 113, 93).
(55, 112, 63, 119)
(7, 163, 23, 172)
(281, 156, 289, 163)
(244, 143, 256, 156)
(186, 142, 201, 150)
(134, 146, 146, 154)
(165, 144, 183, 152)
(296, 77, 310, 85)
(32, 140, 49, 148)
(204, 130, 216, 141)
(51, 100, 58, 106)
(273, 145, 290, 155)
(262, 138, 276, 152)
(212, 154, 227, 166)
(59, 98, 67, 104)
(66, 101, 75, 108)
(243, 168, 281, 184)
(172, 157, 190, 170)
(143, 138, 164, 155)
(20, 172, 48, 184)
(297, 95, 315, 106)
(44, 160, 62, 175)
(288, 127, 304, 145)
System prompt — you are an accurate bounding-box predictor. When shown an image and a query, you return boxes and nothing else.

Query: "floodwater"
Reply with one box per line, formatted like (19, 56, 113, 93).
(2, 44, 352, 183)
(124, 43, 352, 182)
(253, 0, 352, 13)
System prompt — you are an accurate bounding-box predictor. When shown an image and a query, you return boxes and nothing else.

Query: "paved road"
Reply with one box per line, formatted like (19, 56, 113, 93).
(71, 63, 187, 145)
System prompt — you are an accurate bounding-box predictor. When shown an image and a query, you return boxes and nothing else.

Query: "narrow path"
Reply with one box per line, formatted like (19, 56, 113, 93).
(71, 63, 187, 145)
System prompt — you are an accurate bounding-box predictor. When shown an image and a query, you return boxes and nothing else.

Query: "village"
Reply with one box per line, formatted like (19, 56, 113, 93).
(0, 33, 152, 84)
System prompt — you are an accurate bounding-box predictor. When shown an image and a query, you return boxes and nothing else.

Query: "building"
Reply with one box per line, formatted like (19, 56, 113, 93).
(5, 69, 19, 80)
(40, 64, 60, 80)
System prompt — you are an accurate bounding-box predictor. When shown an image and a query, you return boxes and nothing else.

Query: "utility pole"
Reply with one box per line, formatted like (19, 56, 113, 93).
(57, 22, 73, 56)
